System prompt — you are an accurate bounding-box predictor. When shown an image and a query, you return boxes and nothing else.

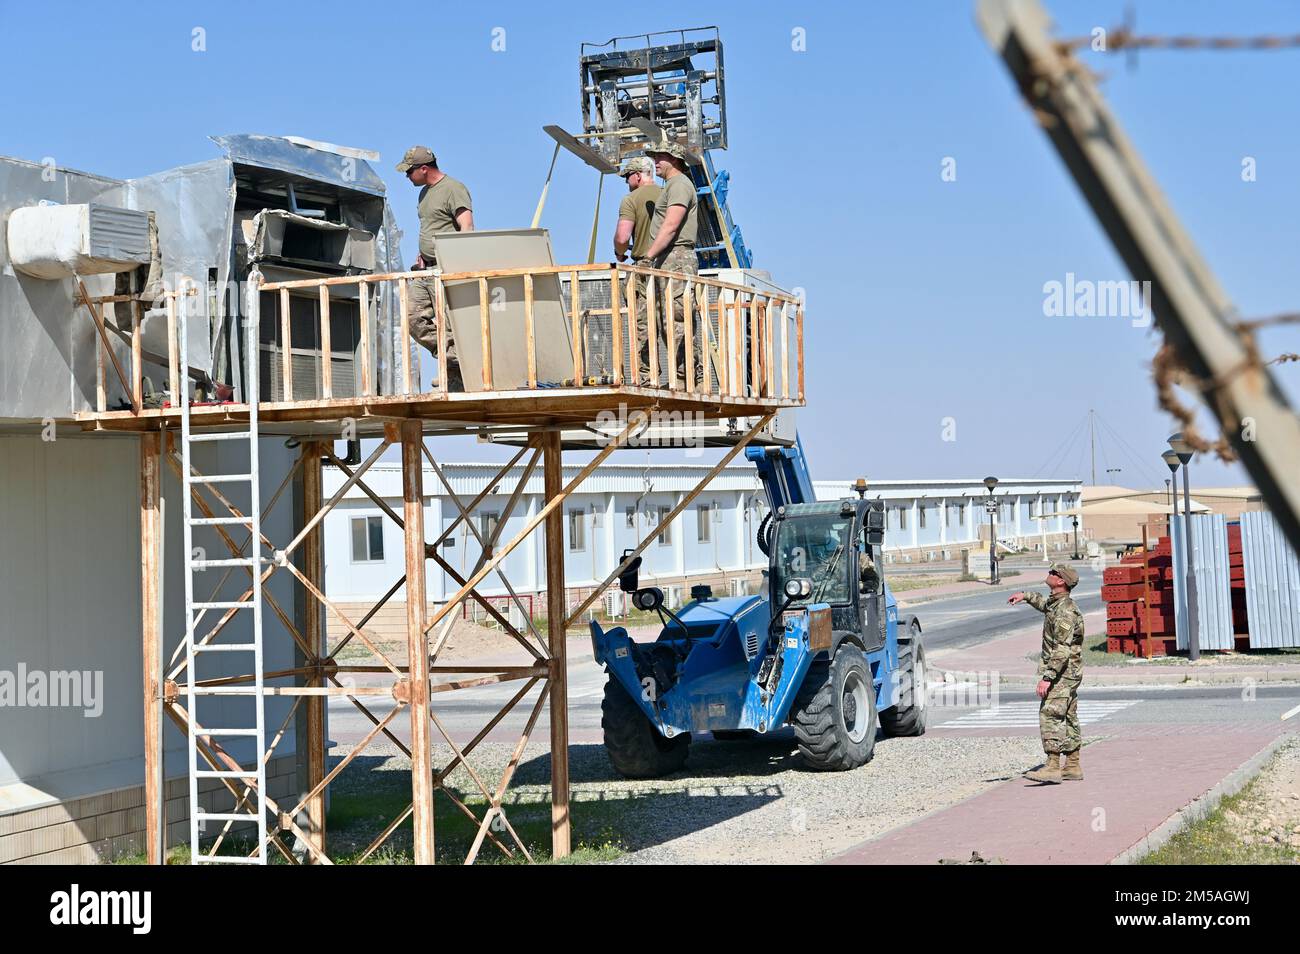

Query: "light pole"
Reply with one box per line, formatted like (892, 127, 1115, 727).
(1071, 515, 1080, 560)
(1168, 434, 1199, 661)
(984, 476, 999, 584)
(1161, 449, 1180, 518)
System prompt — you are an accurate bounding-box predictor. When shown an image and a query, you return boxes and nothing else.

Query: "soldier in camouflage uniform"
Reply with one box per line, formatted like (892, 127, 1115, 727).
(640, 138, 703, 388)
(1008, 562, 1086, 783)
(396, 145, 472, 391)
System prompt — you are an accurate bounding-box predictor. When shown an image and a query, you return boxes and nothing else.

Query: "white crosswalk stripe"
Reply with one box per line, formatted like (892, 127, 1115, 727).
(933, 700, 1138, 729)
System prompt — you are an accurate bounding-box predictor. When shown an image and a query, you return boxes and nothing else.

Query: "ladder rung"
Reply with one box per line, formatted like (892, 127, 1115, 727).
(196, 812, 261, 822)
(193, 643, 258, 652)
(191, 558, 266, 568)
(188, 516, 253, 526)
(194, 769, 260, 779)
(191, 686, 260, 696)
(188, 473, 253, 484)
(188, 432, 252, 443)
(193, 855, 265, 865)
(197, 727, 261, 736)
(192, 601, 253, 610)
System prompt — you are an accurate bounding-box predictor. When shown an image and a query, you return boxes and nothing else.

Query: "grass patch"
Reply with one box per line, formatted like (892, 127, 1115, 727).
(1140, 768, 1300, 865)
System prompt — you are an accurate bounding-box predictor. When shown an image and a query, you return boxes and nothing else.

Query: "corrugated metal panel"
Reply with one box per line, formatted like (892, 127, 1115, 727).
(1170, 514, 1234, 651)
(1240, 511, 1300, 649)
(86, 203, 151, 262)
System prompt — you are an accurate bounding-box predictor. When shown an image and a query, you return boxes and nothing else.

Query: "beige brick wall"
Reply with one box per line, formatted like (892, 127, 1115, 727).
(0, 754, 298, 865)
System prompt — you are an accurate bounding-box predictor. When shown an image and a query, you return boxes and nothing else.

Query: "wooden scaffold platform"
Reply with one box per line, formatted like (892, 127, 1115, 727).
(98, 261, 803, 864)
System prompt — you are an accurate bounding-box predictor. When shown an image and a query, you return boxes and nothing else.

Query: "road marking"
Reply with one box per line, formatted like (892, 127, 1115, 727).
(933, 700, 1138, 729)
(1282, 701, 1300, 722)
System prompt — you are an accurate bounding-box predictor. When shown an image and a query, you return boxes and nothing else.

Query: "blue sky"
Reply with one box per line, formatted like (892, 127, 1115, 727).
(3, 0, 1296, 488)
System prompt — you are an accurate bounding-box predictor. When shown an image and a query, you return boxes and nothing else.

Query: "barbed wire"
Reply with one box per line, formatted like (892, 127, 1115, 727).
(1059, 30, 1300, 55)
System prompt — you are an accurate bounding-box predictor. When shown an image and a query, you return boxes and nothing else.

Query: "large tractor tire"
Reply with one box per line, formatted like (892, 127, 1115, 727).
(880, 628, 928, 737)
(791, 645, 878, 771)
(601, 678, 690, 778)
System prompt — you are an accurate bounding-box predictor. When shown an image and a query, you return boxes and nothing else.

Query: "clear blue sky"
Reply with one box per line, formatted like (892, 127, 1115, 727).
(3, 0, 1296, 489)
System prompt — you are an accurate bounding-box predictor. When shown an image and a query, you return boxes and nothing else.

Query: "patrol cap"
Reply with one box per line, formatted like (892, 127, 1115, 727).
(1049, 563, 1079, 588)
(396, 145, 437, 173)
(646, 137, 692, 164)
(618, 157, 653, 178)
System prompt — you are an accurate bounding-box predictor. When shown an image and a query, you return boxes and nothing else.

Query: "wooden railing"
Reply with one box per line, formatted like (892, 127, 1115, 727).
(81, 263, 804, 414)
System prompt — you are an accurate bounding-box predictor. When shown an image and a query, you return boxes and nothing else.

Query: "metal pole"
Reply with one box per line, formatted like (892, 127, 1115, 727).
(1181, 463, 1199, 660)
(989, 499, 999, 584)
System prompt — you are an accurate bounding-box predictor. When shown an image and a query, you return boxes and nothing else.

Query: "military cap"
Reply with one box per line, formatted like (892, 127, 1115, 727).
(1049, 563, 1079, 588)
(396, 145, 437, 173)
(646, 137, 694, 164)
(618, 157, 654, 178)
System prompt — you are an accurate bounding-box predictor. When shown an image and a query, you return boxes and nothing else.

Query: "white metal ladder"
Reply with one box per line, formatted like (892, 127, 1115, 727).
(179, 273, 270, 864)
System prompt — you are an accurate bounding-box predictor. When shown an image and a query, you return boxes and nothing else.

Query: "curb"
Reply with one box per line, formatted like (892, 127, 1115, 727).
(897, 576, 1041, 607)
(1109, 732, 1297, 865)
(982, 670, 1300, 689)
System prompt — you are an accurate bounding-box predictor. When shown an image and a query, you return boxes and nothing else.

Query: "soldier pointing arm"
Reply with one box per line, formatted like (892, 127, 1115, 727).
(1008, 563, 1085, 784)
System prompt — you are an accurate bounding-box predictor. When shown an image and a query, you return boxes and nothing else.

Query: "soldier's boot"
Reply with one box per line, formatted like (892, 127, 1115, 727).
(1024, 753, 1063, 784)
(1061, 749, 1083, 781)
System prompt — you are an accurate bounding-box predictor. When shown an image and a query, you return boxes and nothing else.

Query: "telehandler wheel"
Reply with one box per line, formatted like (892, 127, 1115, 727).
(791, 645, 877, 771)
(601, 678, 689, 779)
(880, 632, 928, 737)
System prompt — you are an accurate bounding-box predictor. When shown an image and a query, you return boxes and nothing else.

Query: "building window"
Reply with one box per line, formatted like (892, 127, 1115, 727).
(479, 511, 500, 542)
(697, 505, 711, 543)
(657, 506, 673, 546)
(898, 505, 908, 531)
(918, 504, 927, 530)
(350, 515, 384, 562)
(568, 509, 586, 552)
(625, 506, 636, 529)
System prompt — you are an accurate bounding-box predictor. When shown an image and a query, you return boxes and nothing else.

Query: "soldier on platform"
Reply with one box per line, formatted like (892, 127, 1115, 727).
(1008, 563, 1086, 783)
(641, 138, 703, 388)
(396, 145, 472, 391)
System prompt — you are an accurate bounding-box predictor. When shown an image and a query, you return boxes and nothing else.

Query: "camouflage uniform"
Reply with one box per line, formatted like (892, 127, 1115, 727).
(1023, 589, 1085, 754)
(635, 246, 701, 387)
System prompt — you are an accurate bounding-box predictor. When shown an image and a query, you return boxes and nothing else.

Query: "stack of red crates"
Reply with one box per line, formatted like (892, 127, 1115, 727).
(1103, 533, 1175, 657)
(1102, 519, 1250, 657)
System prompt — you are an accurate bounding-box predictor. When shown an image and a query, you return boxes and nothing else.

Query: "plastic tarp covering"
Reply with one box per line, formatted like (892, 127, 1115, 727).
(1240, 511, 1300, 649)
(1170, 514, 1234, 651)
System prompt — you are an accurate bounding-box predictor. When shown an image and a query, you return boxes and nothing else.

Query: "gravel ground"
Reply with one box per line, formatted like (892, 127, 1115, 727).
(327, 731, 1045, 864)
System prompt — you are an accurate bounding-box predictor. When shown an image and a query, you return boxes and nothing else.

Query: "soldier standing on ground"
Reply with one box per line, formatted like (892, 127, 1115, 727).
(640, 138, 703, 388)
(1008, 563, 1086, 784)
(396, 145, 472, 391)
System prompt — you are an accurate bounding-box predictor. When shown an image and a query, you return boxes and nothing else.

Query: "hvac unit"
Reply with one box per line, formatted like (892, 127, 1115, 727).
(507, 601, 528, 632)
(258, 288, 363, 401)
(663, 585, 681, 609)
(729, 578, 748, 598)
(603, 590, 624, 618)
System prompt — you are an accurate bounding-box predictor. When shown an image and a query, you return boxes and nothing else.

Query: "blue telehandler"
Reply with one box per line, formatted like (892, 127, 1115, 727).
(591, 438, 927, 777)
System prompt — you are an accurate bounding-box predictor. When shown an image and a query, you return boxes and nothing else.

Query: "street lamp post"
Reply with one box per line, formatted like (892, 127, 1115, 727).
(1168, 434, 1199, 661)
(984, 476, 999, 584)
(1071, 516, 1080, 560)
(1161, 449, 1180, 519)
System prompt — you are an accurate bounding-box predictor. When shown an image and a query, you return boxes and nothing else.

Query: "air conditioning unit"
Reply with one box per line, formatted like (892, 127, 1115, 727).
(729, 578, 748, 598)
(507, 601, 528, 631)
(258, 286, 362, 402)
(663, 585, 681, 609)
(603, 590, 624, 618)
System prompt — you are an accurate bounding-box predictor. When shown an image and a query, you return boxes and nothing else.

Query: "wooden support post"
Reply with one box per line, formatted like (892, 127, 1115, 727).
(398, 277, 411, 395)
(319, 286, 333, 399)
(140, 431, 164, 865)
(569, 269, 582, 384)
(610, 265, 623, 386)
(524, 273, 537, 388)
(398, 420, 436, 864)
(131, 299, 144, 409)
(302, 441, 327, 858)
(542, 431, 571, 859)
(780, 300, 790, 399)
(796, 302, 805, 401)
(359, 282, 372, 397)
(479, 277, 493, 390)
(280, 287, 293, 399)
(166, 294, 180, 402)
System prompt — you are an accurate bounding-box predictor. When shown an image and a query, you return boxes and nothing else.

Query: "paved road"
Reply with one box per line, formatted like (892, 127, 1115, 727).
(903, 564, 1103, 652)
(326, 565, 1297, 751)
